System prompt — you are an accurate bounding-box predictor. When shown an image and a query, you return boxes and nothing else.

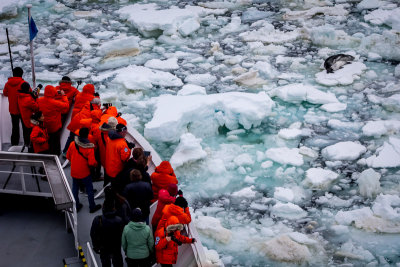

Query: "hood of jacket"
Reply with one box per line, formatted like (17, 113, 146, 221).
(108, 130, 124, 140)
(106, 106, 118, 116)
(155, 161, 175, 175)
(59, 82, 72, 91)
(166, 204, 185, 216)
(7, 77, 24, 86)
(74, 136, 95, 148)
(127, 221, 147, 230)
(82, 84, 95, 95)
(44, 85, 57, 98)
(165, 216, 183, 233)
(91, 110, 102, 123)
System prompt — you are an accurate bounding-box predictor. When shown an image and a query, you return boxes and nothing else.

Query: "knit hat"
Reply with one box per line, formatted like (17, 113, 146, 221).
(59, 76, 71, 84)
(90, 97, 101, 106)
(20, 82, 30, 92)
(131, 208, 143, 222)
(79, 127, 89, 139)
(116, 123, 127, 133)
(108, 117, 118, 129)
(167, 184, 178, 197)
(174, 196, 188, 209)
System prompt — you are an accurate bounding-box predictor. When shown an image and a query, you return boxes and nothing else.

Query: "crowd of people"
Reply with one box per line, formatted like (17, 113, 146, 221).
(3, 67, 196, 267)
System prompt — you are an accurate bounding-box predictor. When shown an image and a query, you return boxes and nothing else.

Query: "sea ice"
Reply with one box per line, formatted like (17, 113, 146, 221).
(278, 128, 303, 140)
(315, 193, 353, 208)
(184, 73, 217, 86)
(315, 62, 367, 86)
(364, 8, 400, 30)
(144, 92, 274, 142)
(112, 65, 183, 91)
(309, 26, 361, 48)
(359, 30, 400, 61)
(357, 0, 384, 10)
(195, 215, 232, 244)
(302, 168, 339, 190)
(365, 137, 400, 168)
(328, 119, 363, 131)
(239, 23, 300, 44)
(203, 247, 224, 267)
(270, 202, 307, 220)
(144, 57, 179, 71)
(233, 153, 254, 166)
(96, 36, 140, 58)
(320, 103, 347, 112)
(259, 235, 311, 263)
(274, 187, 295, 203)
(36, 70, 62, 82)
(231, 186, 257, 199)
(321, 141, 366, 161)
(284, 5, 348, 20)
(170, 133, 207, 168)
(362, 120, 400, 137)
(335, 241, 375, 262)
(178, 17, 200, 36)
(287, 232, 318, 246)
(177, 84, 206, 96)
(265, 147, 304, 166)
(382, 94, 400, 112)
(233, 70, 268, 88)
(357, 168, 381, 198)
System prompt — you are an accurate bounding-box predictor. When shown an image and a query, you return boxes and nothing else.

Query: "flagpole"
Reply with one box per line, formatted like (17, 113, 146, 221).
(6, 28, 14, 73)
(27, 4, 36, 89)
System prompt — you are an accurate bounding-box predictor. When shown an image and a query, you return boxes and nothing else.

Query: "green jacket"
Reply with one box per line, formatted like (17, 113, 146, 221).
(122, 222, 154, 259)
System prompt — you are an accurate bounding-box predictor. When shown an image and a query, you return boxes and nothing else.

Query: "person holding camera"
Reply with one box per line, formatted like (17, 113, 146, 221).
(122, 208, 154, 267)
(156, 196, 191, 231)
(17, 82, 39, 151)
(56, 76, 79, 125)
(155, 215, 196, 267)
(150, 161, 178, 203)
(3, 67, 26, 146)
(71, 83, 95, 117)
(38, 85, 69, 155)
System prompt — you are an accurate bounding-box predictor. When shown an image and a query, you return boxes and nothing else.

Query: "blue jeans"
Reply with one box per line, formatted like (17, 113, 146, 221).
(72, 175, 95, 210)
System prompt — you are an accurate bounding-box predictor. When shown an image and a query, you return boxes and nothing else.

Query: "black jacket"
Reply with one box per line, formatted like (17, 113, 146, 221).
(122, 181, 153, 218)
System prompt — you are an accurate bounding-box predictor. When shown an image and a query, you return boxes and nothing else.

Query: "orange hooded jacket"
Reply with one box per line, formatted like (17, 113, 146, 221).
(151, 161, 178, 202)
(100, 106, 127, 126)
(17, 91, 39, 128)
(30, 120, 49, 153)
(151, 189, 176, 228)
(56, 82, 78, 113)
(156, 203, 191, 231)
(67, 102, 91, 133)
(71, 84, 95, 117)
(3, 77, 25, 115)
(37, 85, 69, 133)
(66, 136, 97, 179)
(155, 216, 193, 265)
(90, 110, 102, 147)
(105, 130, 131, 178)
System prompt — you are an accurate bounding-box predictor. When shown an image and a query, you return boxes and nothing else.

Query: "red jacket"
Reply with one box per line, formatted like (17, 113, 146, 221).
(94, 129, 109, 167)
(155, 216, 193, 265)
(67, 102, 91, 133)
(151, 189, 176, 228)
(18, 91, 39, 128)
(151, 161, 178, 202)
(156, 204, 191, 231)
(56, 82, 78, 113)
(30, 122, 49, 153)
(100, 106, 127, 126)
(72, 84, 95, 118)
(105, 131, 131, 178)
(3, 77, 25, 115)
(38, 86, 69, 133)
(66, 137, 97, 179)
(90, 110, 102, 147)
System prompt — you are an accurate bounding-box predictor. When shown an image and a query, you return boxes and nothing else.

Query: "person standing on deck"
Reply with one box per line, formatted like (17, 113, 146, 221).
(156, 196, 191, 231)
(56, 76, 78, 126)
(151, 184, 179, 230)
(3, 67, 26, 146)
(17, 82, 39, 151)
(30, 111, 49, 154)
(37, 85, 69, 155)
(66, 127, 101, 213)
(150, 161, 178, 203)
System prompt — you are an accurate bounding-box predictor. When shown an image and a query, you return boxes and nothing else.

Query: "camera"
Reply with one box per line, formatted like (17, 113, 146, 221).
(77, 80, 82, 85)
(32, 84, 43, 98)
(144, 151, 151, 157)
(103, 103, 112, 109)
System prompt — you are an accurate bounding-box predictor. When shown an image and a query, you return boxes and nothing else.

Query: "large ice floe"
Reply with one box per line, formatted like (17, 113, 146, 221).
(144, 92, 274, 142)
(315, 62, 367, 86)
(322, 141, 367, 161)
(364, 137, 400, 168)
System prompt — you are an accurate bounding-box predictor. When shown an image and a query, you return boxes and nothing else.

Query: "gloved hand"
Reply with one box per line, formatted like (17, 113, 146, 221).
(177, 190, 183, 196)
(191, 238, 196, 243)
(171, 235, 182, 246)
(127, 141, 135, 149)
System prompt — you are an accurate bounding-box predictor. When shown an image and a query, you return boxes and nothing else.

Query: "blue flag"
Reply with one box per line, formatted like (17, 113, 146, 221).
(28, 17, 38, 41)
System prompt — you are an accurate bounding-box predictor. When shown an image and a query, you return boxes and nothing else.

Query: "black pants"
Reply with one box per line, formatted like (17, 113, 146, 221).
(161, 264, 172, 267)
(10, 114, 21, 146)
(48, 129, 61, 156)
(21, 123, 32, 152)
(100, 250, 123, 267)
(126, 257, 151, 267)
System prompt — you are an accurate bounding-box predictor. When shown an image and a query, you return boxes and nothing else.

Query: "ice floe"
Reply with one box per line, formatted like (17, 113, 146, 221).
(302, 168, 339, 190)
(357, 168, 381, 198)
(259, 235, 311, 263)
(170, 133, 207, 168)
(271, 202, 307, 220)
(362, 120, 400, 137)
(195, 215, 232, 244)
(322, 141, 366, 161)
(315, 62, 367, 86)
(177, 84, 206, 96)
(365, 137, 400, 168)
(144, 57, 179, 71)
(265, 147, 304, 166)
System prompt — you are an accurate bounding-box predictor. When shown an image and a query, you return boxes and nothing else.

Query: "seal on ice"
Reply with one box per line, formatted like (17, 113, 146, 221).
(324, 54, 355, 73)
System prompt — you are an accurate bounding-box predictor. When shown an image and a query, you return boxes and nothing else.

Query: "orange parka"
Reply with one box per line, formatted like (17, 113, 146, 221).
(17, 91, 39, 128)
(105, 130, 131, 178)
(151, 161, 178, 202)
(3, 77, 25, 115)
(90, 110, 102, 147)
(100, 106, 127, 126)
(156, 203, 191, 231)
(67, 102, 91, 133)
(151, 189, 176, 228)
(30, 120, 49, 153)
(94, 126, 109, 168)
(155, 216, 193, 265)
(37, 86, 69, 133)
(66, 136, 97, 179)
(71, 84, 95, 118)
(56, 82, 78, 112)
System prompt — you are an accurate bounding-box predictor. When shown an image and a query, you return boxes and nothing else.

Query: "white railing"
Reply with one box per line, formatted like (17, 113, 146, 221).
(86, 242, 99, 267)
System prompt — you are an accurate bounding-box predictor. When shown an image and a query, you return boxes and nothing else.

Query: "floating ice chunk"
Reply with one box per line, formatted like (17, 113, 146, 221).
(357, 0, 384, 10)
(233, 70, 268, 88)
(178, 17, 200, 36)
(92, 31, 115, 40)
(195, 215, 232, 244)
(322, 141, 366, 161)
(97, 36, 140, 58)
(310, 26, 361, 48)
(145, 57, 179, 71)
(303, 168, 339, 190)
(220, 16, 247, 34)
(278, 128, 303, 140)
(362, 120, 400, 137)
(184, 73, 217, 86)
(145, 92, 274, 142)
(320, 103, 347, 112)
(366, 137, 400, 168)
(253, 61, 278, 79)
(364, 8, 400, 30)
(74, 10, 102, 18)
(36, 70, 62, 82)
(241, 9, 271, 23)
(360, 30, 400, 61)
(239, 23, 300, 44)
(335, 207, 373, 226)
(203, 247, 224, 267)
(287, 232, 318, 245)
(261, 161, 273, 168)
(268, 83, 339, 104)
(233, 153, 254, 166)
(266, 147, 304, 166)
(328, 119, 363, 131)
(372, 194, 400, 222)
(271, 202, 307, 220)
(316, 193, 353, 208)
(68, 67, 92, 79)
(207, 158, 226, 174)
(244, 175, 256, 184)
(177, 84, 206, 96)
(39, 58, 62, 66)
(335, 242, 375, 262)
(59, 30, 98, 51)
(357, 169, 381, 198)
(315, 62, 367, 86)
(232, 185, 257, 198)
(112, 65, 183, 90)
(274, 187, 295, 203)
(382, 94, 400, 112)
(0, 0, 27, 16)
(284, 4, 348, 20)
(170, 133, 207, 168)
(259, 235, 311, 263)
(299, 146, 319, 159)
(330, 225, 349, 236)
